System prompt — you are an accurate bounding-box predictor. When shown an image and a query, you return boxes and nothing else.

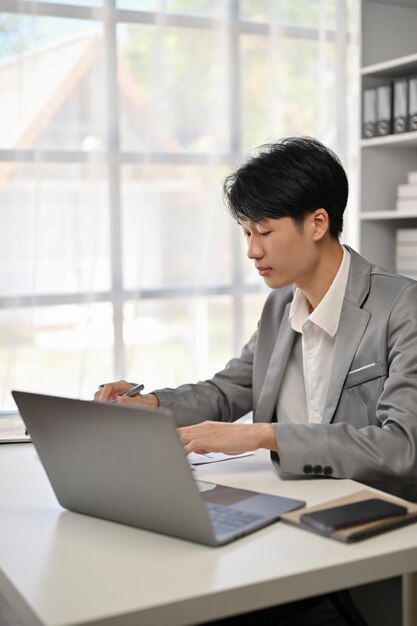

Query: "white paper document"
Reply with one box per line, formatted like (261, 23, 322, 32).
(187, 451, 253, 465)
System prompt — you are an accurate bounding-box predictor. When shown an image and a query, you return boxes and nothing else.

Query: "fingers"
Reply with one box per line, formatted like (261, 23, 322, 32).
(178, 427, 197, 455)
(178, 422, 217, 455)
(180, 435, 208, 456)
(112, 392, 160, 409)
(179, 431, 203, 455)
(94, 380, 131, 403)
(113, 394, 144, 406)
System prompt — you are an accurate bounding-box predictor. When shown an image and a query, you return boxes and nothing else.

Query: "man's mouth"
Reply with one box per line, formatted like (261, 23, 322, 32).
(256, 266, 272, 276)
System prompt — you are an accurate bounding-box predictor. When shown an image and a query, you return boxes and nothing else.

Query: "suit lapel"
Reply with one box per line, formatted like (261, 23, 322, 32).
(321, 296, 371, 424)
(320, 246, 373, 424)
(254, 302, 296, 423)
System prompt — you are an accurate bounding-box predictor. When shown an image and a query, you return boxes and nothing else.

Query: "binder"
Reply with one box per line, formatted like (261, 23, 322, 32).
(393, 78, 408, 133)
(376, 83, 392, 136)
(362, 87, 377, 138)
(408, 76, 417, 132)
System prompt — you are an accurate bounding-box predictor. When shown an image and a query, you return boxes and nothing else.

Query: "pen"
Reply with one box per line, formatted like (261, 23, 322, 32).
(104, 383, 145, 404)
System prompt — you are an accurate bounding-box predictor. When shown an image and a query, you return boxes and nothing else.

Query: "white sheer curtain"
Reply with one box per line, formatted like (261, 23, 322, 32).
(0, 0, 359, 412)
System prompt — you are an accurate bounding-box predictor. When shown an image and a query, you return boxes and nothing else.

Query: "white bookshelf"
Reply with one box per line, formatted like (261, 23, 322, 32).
(359, 0, 417, 271)
(360, 130, 417, 148)
(361, 51, 417, 79)
(361, 210, 417, 220)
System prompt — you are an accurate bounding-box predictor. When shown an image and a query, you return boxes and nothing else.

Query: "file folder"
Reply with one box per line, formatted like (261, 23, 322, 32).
(376, 83, 392, 136)
(408, 76, 417, 132)
(362, 87, 377, 138)
(393, 78, 408, 133)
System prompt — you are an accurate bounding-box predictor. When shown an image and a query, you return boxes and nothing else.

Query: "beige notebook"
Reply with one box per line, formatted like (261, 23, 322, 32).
(281, 489, 417, 543)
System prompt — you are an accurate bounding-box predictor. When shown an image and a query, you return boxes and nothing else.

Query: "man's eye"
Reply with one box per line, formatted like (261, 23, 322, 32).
(259, 231, 271, 237)
(242, 232, 250, 238)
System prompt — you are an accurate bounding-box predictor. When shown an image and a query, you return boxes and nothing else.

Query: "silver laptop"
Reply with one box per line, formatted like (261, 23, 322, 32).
(12, 390, 304, 546)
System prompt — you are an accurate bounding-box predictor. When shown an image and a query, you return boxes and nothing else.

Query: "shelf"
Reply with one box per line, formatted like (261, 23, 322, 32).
(360, 211, 417, 221)
(359, 1, 417, 271)
(361, 51, 417, 78)
(360, 131, 417, 148)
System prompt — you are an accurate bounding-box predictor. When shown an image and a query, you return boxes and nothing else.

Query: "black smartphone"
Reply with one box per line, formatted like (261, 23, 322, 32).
(300, 498, 407, 532)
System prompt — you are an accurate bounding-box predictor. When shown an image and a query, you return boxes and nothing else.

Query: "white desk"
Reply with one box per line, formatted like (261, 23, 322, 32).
(1, 444, 416, 626)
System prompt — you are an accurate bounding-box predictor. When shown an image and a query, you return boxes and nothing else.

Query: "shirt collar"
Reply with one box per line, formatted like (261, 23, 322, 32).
(289, 247, 351, 337)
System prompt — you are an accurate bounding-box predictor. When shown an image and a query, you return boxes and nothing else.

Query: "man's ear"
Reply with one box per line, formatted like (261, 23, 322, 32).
(311, 208, 329, 241)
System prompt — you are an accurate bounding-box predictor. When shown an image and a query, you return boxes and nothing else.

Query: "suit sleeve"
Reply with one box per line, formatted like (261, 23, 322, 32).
(153, 332, 256, 427)
(274, 282, 417, 483)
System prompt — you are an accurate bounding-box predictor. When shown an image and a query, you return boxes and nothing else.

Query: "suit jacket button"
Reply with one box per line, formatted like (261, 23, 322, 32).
(313, 465, 323, 475)
(303, 464, 313, 474)
(323, 466, 333, 476)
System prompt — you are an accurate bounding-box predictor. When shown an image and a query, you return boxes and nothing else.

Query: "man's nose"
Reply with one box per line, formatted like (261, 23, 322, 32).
(247, 238, 263, 260)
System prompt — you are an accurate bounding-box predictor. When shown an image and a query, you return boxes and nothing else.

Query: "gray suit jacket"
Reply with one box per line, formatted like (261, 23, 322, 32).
(156, 247, 417, 484)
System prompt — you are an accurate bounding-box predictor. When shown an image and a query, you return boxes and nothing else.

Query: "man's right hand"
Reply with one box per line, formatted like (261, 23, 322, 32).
(94, 380, 159, 408)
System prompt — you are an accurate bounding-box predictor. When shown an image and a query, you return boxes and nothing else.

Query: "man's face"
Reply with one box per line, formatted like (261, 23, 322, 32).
(240, 216, 319, 290)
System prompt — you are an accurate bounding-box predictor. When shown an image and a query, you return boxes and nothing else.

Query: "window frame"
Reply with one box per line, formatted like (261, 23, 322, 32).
(0, 0, 351, 380)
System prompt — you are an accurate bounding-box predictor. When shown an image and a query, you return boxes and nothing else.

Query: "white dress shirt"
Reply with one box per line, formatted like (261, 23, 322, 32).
(277, 247, 351, 424)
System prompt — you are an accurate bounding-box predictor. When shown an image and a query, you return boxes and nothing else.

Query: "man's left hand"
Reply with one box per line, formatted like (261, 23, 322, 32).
(177, 421, 278, 455)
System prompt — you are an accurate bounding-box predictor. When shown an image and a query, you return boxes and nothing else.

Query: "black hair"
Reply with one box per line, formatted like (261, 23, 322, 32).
(223, 136, 348, 239)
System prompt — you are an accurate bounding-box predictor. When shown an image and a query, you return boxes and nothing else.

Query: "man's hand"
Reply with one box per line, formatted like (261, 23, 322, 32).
(94, 380, 159, 408)
(177, 421, 278, 455)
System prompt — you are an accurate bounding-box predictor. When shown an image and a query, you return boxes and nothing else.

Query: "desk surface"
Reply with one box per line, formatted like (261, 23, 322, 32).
(1, 444, 417, 626)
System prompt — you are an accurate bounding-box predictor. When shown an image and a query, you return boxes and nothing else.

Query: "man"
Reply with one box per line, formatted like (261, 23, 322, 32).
(96, 136, 415, 625)
(97, 136, 417, 491)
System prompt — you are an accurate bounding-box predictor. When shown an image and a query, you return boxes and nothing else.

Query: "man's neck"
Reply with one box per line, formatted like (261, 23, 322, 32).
(298, 240, 344, 311)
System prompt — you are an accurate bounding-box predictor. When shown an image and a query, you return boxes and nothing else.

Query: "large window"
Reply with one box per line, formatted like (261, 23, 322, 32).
(0, 0, 359, 410)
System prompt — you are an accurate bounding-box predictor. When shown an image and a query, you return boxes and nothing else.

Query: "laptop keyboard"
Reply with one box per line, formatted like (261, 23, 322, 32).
(205, 503, 263, 535)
